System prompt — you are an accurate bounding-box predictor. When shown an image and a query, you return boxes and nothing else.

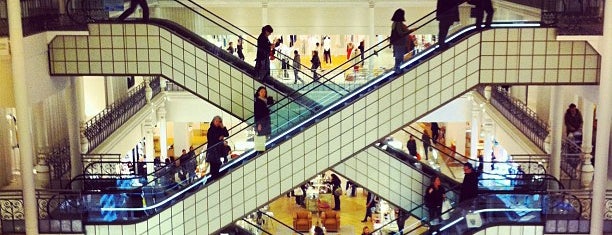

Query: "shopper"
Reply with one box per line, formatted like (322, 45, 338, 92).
(206, 116, 229, 180)
(311, 50, 321, 81)
(422, 131, 433, 160)
(436, 0, 460, 47)
(358, 40, 365, 66)
(254, 86, 273, 136)
(431, 122, 440, 143)
(361, 191, 378, 222)
(474, 0, 495, 28)
(292, 50, 305, 84)
(425, 176, 446, 222)
(407, 135, 418, 158)
(314, 226, 325, 235)
(460, 163, 479, 202)
(255, 25, 274, 81)
(361, 226, 371, 235)
(117, 0, 149, 21)
(390, 8, 415, 74)
(345, 180, 356, 197)
(184, 146, 197, 183)
(564, 103, 583, 137)
(226, 42, 235, 55)
(331, 174, 342, 210)
(237, 38, 245, 60)
(323, 36, 332, 64)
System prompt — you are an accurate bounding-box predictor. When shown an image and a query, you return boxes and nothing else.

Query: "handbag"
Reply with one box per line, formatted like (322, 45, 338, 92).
(441, 199, 452, 220)
(254, 135, 266, 151)
(334, 188, 343, 196)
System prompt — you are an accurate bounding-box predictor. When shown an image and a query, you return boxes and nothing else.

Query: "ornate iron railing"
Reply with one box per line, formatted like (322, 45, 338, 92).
(478, 86, 549, 152)
(539, 0, 604, 35)
(40, 140, 71, 189)
(560, 137, 583, 189)
(165, 80, 186, 92)
(83, 78, 160, 153)
(0, 190, 85, 233)
(0, 0, 86, 36)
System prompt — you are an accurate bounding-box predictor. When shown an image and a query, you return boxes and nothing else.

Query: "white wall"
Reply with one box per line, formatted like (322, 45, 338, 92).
(417, 96, 471, 123)
(82, 76, 107, 120)
(23, 33, 70, 105)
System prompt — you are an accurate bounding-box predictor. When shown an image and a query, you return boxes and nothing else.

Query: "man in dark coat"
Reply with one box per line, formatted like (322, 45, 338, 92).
(436, 0, 460, 46)
(474, 0, 494, 28)
(407, 135, 418, 157)
(460, 163, 479, 203)
(255, 25, 274, 81)
(422, 132, 432, 160)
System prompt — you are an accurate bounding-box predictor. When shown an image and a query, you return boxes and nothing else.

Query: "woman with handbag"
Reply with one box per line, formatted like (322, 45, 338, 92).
(390, 8, 415, 74)
(254, 86, 273, 137)
(424, 176, 445, 223)
(206, 116, 229, 180)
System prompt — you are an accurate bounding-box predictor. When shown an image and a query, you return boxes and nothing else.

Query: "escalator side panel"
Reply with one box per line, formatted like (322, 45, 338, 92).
(49, 23, 285, 120)
(83, 27, 600, 234)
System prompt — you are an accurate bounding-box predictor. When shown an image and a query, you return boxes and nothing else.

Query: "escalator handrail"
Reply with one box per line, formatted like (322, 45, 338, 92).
(68, 5, 455, 190)
(172, 0, 349, 95)
(402, 126, 549, 175)
(239, 219, 273, 235)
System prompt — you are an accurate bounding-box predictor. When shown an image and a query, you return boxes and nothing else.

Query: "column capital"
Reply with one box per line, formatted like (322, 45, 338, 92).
(368, 0, 375, 8)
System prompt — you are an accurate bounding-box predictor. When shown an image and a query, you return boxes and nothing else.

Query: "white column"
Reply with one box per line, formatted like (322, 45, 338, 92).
(580, 100, 594, 188)
(75, 77, 89, 154)
(482, 115, 494, 161)
(368, 0, 375, 73)
(549, 87, 563, 181)
(590, 0, 612, 232)
(58, 0, 65, 14)
(173, 122, 191, 157)
(157, 104, 168, 162)
(470, 100, 480, 159)
(261, 1, 268, 25)
(143, 118, 155, 174)
(7, 0, 38, 233)
(67, 77, 84, 188)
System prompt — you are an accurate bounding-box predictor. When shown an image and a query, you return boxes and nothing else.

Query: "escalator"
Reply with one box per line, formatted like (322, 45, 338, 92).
(59, 0, 347, 121)
(46, 4, 600, 234)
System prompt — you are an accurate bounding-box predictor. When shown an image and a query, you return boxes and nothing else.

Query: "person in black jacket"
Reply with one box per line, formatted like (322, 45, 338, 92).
(436, 0, 460, 47)
(311, 50, 321, 81)
(117, 0, 149, 21)
(254, 86, 273, 136)
(407, 135, 418, 158)
(422, 132, 432, 160)
(330, 174, 342, 210)
(460, 163, 479, 203)
(206, 116, 229, 180)
(474, 0, 494, 28)
(425, 176, 446, 221)
(255, 25, 274, 81)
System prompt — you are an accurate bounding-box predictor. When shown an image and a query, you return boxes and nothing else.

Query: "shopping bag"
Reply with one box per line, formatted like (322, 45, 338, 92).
(254, 135, 266, 151)
(465, 212, 482, 228)
(441, 199, 452, 220)
(416, 153, 421, 161)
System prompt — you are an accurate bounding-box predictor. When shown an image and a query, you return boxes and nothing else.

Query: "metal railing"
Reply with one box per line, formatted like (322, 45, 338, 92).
(479, 86, 549, 152)
(0, 190, 85, 234)
(539, 0, 604, 35)
(83, 77, 160, 153)
(40, 140, 71, 189)
(0, 0, 86, 36)
(560, 137, 583, 189)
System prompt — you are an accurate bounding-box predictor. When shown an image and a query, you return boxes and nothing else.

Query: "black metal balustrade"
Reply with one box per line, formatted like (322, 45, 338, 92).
(41, 140, 71, 189)
(479, 86, 549, 152)
(559, 137, 583, 189)
(0, 190, 85, 233)
(0, 0, 86, 37)
(539, 0, 604, 35)
(83, 77, 160, 153)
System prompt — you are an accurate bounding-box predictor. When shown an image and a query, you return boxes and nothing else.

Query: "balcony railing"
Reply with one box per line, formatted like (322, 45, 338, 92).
(479, 86, 549, 152)
(0, 0, 86, 37)
(39, 140, 71, 189)
(539, 0, 604, 35)
(83, 77, 160, 153)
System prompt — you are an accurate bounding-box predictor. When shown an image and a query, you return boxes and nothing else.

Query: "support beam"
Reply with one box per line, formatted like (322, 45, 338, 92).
(7, 0, 39, 233)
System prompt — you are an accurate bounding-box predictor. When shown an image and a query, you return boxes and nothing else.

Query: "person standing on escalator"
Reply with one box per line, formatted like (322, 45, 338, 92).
(255, 25, 274, 81)
(254, 86, 273, 137)
(436, 0, 460, 47)
(117, 0, 149, 21)
(206, 116, 229, 181)
(474, 0, 494, 28)
(390, 8, 415, 74)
